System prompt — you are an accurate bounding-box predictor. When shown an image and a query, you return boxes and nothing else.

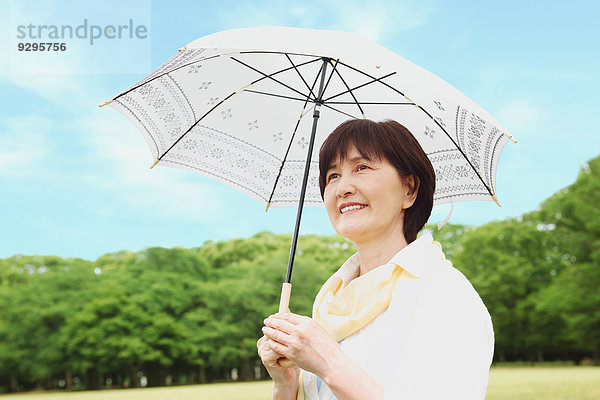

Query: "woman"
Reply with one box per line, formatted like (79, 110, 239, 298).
(257, 119, 494, 400)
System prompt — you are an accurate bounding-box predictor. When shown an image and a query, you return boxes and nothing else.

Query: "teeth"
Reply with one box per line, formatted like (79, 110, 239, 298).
(341, 204, 367, 213)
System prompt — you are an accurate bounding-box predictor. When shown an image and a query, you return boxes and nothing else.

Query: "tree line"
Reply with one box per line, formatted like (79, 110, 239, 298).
(0, 155, 598, 392)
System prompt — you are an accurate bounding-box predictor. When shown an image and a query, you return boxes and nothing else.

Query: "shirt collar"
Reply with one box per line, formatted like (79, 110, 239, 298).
(337, 232, 439, 285)
(387, 232, 437, 278)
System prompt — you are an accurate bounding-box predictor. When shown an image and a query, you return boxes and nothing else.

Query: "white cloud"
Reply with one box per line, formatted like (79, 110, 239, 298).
(0, 115, 55, 177)
(0, 109, 224, 225)
(81, 113, 225, 222)
(2, 0, 150, 109)
(497, 98, 544, 134)
(1, 73, 100, 109)
(217, 0, 433, 43)
(328, 0, 432, 42)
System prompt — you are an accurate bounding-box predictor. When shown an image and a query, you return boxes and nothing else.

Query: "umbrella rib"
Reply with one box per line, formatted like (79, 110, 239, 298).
(334, 60, 495, 197)
(325, 101, 414, 105)
(322, 58, 340, 98)
(322, 71, 397, 102)
(329, 62, 366, 118)
(265, 62, 323, 208)
(150, 58, 322, 166)
(265, 103, 316, 208)
(285, 53, 316, 100)
(245, 57, 322, 87)
(321, 103, 361, 120)
(334, 60, 408, 96)
(152, 92, 237, 166)
(109, 54, 222, 102)
(108, 52, 320, 103)
(319, 59, 362, 116)
(420, 104, 494, 196)
(230, 56, 314, 102)
(244, 89, 311, 103)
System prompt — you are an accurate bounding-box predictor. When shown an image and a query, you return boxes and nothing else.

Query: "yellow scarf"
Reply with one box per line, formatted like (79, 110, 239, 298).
(297, 236, 445, 399)
(313, 262, 404, 342)
(297, 262, 404, 399)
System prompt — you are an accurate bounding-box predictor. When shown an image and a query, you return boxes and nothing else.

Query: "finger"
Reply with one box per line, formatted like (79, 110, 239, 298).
(266, 312, 306, 326)
(257, 335, 268, 349)
(265, 314, 296, 326)
(258, 336, 283, 353)
(259, 342, 281, 360)
(262, 326, 291, 345)
(258, 337, 286, 360)
(265, 336, 289, 358)
(260, 349, 283, 367)
(264, 317, 297, 333)
(276, 312, 309, 325)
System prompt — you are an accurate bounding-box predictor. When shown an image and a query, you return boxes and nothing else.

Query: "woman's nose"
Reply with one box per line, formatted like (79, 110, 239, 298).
(336, 175, 356, 197)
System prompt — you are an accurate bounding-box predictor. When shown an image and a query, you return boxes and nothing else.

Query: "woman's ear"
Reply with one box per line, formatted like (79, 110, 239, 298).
(402, 175, 419, 209)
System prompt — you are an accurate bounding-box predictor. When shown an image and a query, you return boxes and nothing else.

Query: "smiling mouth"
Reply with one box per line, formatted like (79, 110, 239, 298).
(340, 204, 368, 214)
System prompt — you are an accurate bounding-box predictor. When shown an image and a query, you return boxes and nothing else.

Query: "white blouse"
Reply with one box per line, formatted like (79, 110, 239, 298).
(301, 233, 494, 400)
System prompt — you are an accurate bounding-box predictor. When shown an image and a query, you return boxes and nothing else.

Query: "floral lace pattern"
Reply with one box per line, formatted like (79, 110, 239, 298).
(109, 46, 509, 207)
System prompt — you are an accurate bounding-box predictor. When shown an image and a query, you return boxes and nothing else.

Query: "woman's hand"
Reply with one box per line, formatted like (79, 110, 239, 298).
(257, 334, 300, 387)
(262, 312, 343, 379)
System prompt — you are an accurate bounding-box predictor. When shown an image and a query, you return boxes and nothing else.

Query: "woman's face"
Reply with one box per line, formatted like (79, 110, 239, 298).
(323, 145, 417, 245)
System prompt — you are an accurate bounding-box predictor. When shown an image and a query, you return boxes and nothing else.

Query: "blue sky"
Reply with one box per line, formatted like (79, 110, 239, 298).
(1, 0, 598, 260)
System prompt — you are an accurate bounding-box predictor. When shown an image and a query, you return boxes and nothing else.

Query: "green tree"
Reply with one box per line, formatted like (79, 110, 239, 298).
(0, 256, 95, 391)
(452, 219, 565, 361)
(532, 155, 600, 362)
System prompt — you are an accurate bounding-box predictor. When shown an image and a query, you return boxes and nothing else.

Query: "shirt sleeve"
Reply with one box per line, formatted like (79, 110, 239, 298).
(385, 265, 494, 400)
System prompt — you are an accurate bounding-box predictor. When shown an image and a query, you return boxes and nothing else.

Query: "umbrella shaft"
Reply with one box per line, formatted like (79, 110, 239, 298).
(285, 58, 329, 284)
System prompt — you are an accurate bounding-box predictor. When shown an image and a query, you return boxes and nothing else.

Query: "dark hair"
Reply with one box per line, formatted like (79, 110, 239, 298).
(318, 119, 435, 243)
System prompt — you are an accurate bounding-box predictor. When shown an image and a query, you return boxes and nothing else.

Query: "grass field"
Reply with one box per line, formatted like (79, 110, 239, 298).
(486, 366, 600, 400)
(1, 366, 598, 399)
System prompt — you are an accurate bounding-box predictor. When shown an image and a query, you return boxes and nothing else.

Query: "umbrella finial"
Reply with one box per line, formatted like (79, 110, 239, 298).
(98, 100, 113, 108)
(265, 202, 271, 212)
(150, 159, 159, 169)
(437, 202, 454, 230)
(492, 194, 501, 207)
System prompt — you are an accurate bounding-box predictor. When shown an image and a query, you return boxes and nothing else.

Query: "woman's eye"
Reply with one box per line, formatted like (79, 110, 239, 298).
(357, 165, 369, 171)
(327, 173, 340, 182)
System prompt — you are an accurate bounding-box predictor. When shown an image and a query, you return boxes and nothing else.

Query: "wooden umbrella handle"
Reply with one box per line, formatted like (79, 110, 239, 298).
(277, 282, 296, 368)
(278, 282, 292, 313)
